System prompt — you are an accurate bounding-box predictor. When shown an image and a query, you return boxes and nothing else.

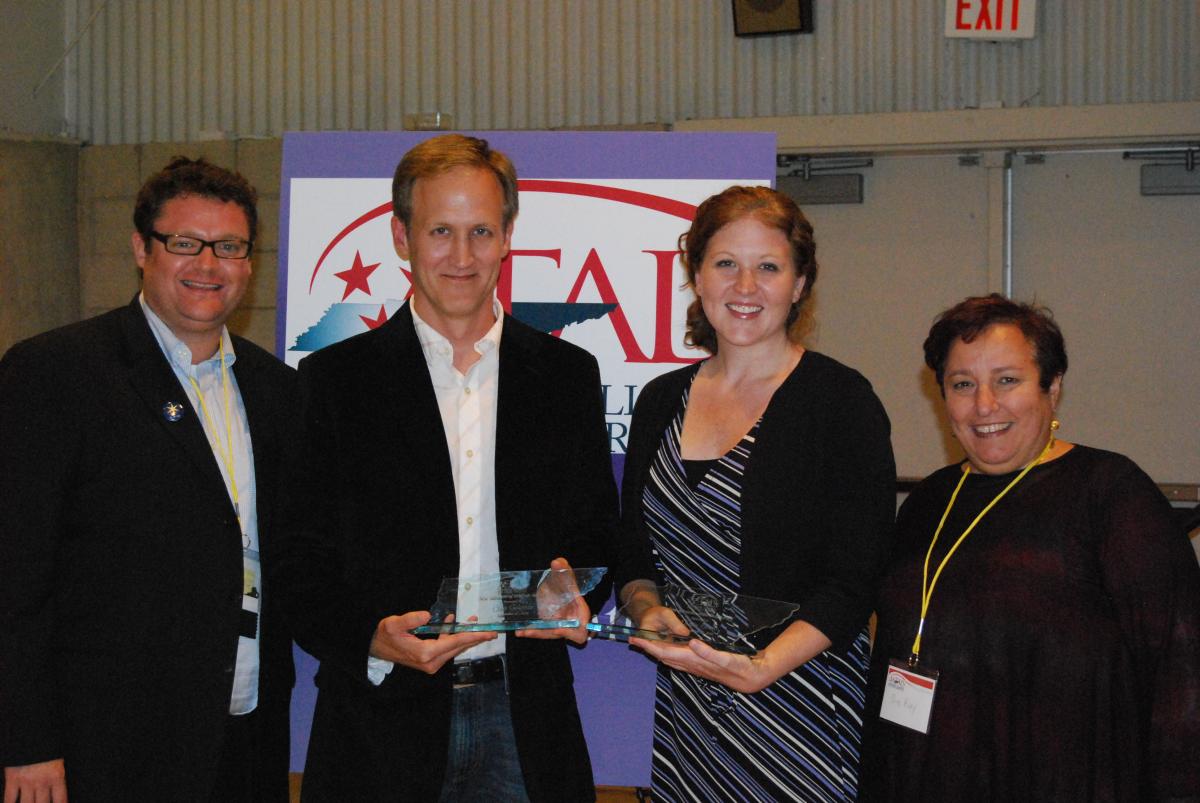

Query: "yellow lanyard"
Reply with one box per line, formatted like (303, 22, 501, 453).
(909, 436, 1055, 664)
(188, 339, 241, 527)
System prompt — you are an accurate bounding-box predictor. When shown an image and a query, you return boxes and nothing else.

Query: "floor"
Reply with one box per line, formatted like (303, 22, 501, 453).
(287, 775, 651, 801)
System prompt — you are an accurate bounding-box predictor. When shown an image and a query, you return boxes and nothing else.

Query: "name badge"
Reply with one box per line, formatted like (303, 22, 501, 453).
(879, 658, 940, 734)
(240, 551, 261, 639)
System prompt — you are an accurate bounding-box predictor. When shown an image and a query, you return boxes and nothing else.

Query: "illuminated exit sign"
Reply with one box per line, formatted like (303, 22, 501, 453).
(945, 0, 1037, 39)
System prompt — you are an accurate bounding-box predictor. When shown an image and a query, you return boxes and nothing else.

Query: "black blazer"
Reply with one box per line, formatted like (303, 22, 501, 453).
(0, 298, 295, 802)
(615, 352, 896, 651)
(275, 302, 617, 802)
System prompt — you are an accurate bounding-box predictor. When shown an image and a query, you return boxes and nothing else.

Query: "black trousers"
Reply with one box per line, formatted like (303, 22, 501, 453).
(209, 709, 263, 803)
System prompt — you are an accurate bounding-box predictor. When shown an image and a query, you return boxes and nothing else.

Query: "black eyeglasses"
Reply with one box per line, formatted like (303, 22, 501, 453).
(150, 231, 253, 260)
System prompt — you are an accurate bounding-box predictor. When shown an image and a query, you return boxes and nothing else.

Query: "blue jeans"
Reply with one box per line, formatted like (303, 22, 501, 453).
(438, 679, 531, 803)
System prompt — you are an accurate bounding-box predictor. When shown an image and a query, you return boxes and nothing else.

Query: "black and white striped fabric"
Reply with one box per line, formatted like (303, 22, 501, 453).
(642, 388, 870, 802)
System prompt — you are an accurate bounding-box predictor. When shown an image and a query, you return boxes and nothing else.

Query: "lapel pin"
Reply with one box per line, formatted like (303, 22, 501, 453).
(163, 401, 185, 422)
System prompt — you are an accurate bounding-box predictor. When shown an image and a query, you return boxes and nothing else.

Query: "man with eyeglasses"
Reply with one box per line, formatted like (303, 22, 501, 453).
(0, 157, 294, 802)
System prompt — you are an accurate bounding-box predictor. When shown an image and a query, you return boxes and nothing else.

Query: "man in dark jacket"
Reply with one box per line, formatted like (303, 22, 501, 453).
(0, 157, 294, 802)
(275, 134, 617, 802)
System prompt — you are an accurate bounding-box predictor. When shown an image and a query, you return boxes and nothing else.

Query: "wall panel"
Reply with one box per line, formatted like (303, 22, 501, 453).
(0, 140, 80, 353)
(1011, 151, 1200, 484)
(60, 0, 1199, 145)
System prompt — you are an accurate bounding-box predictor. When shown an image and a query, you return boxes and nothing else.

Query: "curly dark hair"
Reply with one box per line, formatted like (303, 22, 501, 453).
(924, 294, 1068, 394)
(133, 157, 258, 246)
(679, 185, 817, 354)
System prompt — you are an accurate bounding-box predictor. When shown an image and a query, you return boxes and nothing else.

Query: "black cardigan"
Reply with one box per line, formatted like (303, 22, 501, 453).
(615, 350, 896, 651)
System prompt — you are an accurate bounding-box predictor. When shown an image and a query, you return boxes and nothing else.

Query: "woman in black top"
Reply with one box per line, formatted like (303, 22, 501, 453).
(861, 294, 1200, 801)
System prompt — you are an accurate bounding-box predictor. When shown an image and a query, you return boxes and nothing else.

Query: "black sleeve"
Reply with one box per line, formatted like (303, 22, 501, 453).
(0, 339, 74, 766)
(1095, 458, 1200, 798)
(546, 350, 620, 615)
(269, 355, 382, 680)
(791, 371, 896, 651)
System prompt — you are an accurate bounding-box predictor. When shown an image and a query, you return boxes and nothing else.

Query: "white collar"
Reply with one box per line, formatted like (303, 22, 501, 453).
(138, 292, 235, 375)
(410, 296, 504, 363)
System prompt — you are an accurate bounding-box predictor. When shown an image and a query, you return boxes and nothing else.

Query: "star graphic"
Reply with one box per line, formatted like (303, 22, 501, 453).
(334, 251, 381, 301)
(399, 267, 416, 300)
(360, 305, 389, 330)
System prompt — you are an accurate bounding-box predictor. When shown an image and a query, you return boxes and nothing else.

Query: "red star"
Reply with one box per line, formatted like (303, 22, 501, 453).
(360, 305, 388, 330)
(399, 267, 416, 300)
(334, 251, 381, 300)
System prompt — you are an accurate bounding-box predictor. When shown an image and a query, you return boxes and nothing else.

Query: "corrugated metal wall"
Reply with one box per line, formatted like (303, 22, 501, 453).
(64, 0, 1199, 145)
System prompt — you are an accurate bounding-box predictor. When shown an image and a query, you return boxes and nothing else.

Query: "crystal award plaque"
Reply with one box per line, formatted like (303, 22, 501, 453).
(587, 582, 801, 655)
(411, 567, 607, 634)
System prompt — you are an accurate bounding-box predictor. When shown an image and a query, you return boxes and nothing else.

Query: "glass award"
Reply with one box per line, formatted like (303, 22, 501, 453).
(410, 567, 607, 634)
(587, 582, 801, 655)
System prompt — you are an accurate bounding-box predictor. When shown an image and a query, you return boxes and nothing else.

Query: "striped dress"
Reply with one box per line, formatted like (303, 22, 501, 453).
(643, 388, 871, 802)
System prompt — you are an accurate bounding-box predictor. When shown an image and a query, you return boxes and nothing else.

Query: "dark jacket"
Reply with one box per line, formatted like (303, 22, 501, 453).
(275, 302, 617, 802)
(0, 298, 295, 802)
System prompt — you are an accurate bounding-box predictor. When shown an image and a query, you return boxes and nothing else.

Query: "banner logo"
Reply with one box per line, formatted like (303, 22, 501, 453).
(281, 134, 774, 453)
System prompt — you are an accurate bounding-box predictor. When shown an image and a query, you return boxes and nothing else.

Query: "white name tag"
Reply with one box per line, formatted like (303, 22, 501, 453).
(879, 658, 940, 734)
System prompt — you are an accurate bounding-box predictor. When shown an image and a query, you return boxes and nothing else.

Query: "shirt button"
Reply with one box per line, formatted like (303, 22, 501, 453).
(466, 449, 474, 458)
(466, 516, 474, 526)
(464, 582, 472, 591)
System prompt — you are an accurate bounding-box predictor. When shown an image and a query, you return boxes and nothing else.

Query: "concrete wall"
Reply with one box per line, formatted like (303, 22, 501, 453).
(77, 138, 284, 355)
(0, 138, 79, 354)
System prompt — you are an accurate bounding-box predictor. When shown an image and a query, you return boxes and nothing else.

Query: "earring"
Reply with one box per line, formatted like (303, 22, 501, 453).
(1050, 419, 1060, 431)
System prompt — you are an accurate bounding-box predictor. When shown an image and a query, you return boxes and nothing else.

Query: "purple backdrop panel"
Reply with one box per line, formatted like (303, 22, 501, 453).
(570, 641, 657, 787)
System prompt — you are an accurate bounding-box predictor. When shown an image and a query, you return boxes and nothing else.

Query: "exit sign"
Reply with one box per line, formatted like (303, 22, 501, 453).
(945, 0, 1037, 39)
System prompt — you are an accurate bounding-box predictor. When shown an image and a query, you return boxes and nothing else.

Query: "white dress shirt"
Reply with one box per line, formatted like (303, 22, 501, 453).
(368, 299, 504, 685)
(140, 294, 260, 714)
